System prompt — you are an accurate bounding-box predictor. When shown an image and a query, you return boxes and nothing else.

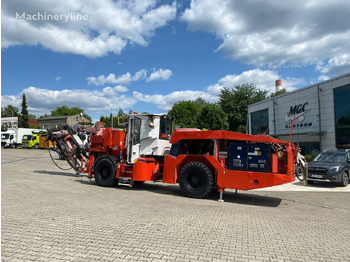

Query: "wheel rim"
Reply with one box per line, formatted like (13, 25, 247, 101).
(101, 166, 109, 179)
(343, 173, 349, 186)
(188, 172, 204, 190)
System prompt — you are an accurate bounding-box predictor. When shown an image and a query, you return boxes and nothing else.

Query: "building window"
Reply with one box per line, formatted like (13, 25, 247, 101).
(334, 85, 350, 148)
(298, 142, 320, 156)
(251, 109, 269, 135)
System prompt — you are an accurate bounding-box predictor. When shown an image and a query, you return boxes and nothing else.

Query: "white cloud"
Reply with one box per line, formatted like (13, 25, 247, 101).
(87, 69, 148, 86)
(207, 69, 304, 95)
(146, 68, 173, 82)
(182, 0, 350, 73)
(2, 0, 177, 58)
(318, 75, 330, 82)
(133, 69, 148, 81)
(133, 90, 217, 111)
(133, 68, 306, 111)
(317, 54, 350, 75)
(87, 68, 172, 85)
(55, 76, 62, 81)
(1, 86, 136, 117)
(113, 85, 128, 93)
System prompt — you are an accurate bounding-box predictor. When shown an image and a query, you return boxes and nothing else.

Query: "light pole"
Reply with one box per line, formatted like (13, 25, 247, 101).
(107, 104, 113, 128)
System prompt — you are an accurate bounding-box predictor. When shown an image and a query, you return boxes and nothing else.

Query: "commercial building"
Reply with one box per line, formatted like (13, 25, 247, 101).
(38, 114, 91, 129)
(1, 117, 38, 129)
(1, 117, 19, 129)
(248, 73, 350, 156)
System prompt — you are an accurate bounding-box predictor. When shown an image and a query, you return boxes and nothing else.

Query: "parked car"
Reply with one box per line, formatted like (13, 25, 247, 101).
(307, 149, 350, 187)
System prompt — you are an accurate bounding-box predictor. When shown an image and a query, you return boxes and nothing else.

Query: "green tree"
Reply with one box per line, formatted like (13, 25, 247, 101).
(39, 113, 49, 119)
(20, 94, 29, 128)
(99, 116, 110, 127)
(1, 123, 9, 132)
(1, 105, 20, 117)
(100, 109, 128, 128)
(196, 104, 229, 130)
(117, 108, 125, 117)
(219, 84, 268, 133)
(50, 106, 92, 122)
(51, 105, 71, 116)
(168, 99, 206, 128)
(270, 88, 288, 98)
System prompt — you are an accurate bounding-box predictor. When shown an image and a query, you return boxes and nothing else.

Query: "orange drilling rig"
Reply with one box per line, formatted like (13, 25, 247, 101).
(47, 114, 298, 201)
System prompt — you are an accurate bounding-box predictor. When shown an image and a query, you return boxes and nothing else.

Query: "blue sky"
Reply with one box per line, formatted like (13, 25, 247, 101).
(2, 0, 350, 122)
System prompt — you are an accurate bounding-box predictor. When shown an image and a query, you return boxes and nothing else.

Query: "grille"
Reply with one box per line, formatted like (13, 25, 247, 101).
(308, 167, 327, 175)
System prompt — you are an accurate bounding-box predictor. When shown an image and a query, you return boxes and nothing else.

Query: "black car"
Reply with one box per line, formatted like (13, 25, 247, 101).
(307, 149, 350, 187)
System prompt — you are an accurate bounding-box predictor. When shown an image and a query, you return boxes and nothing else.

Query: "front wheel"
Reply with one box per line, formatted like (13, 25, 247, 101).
(93, 156, 118, 187)
(179, 161, 214, 199)
(340, 171, 349, 187)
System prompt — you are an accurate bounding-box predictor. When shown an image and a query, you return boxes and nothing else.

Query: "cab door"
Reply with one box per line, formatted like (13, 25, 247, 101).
(127, 117, 141, 163)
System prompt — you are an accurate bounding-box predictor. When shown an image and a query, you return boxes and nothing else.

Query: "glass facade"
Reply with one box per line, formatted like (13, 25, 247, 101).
(251, 109, 269, 135)
(298, 142, 320, 156)
(334, 85, 350, 148)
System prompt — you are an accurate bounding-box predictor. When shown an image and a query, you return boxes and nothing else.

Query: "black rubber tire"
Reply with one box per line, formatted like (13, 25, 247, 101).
(295, 164, 305, 181)
(94, 156, 118, 187)
(340, 171, 349, 187)
(34, 143, 39, 149)
(11, 144, 16, 149)
(179, 161, 214, 199)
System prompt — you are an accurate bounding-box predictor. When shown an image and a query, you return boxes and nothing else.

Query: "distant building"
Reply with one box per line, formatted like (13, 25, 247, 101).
(28, 118, 38, 127)
(248, 73, 350, 156)
(1, 117, 19, 129)
(38, 114, 91, 129)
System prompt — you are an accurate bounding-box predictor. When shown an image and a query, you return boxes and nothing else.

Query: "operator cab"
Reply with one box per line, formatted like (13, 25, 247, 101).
(127, 114, 174, 163)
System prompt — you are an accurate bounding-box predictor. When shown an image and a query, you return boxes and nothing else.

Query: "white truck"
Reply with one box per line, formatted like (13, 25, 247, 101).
(1, 128, 42, 148)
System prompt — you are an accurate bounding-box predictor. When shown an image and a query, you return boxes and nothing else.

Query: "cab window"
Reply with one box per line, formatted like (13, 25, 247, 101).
(132, 117, 141, 144)
(159, 117, 172, 140)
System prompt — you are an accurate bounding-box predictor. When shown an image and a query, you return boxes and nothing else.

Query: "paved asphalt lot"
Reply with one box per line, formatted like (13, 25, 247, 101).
(2, 149, 350, 262)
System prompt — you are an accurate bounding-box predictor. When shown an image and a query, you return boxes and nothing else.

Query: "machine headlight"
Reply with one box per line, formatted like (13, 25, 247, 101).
(329, 166, 340, 172)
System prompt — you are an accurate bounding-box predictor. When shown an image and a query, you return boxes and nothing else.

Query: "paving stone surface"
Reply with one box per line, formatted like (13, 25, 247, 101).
(2, 149, 350, 261)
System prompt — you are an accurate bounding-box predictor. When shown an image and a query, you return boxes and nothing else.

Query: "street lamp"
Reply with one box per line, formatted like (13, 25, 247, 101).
(107, 104, 113, 128)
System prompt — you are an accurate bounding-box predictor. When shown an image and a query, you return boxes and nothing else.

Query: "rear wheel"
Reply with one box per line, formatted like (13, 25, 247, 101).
(34, 143, 39, 149)
(179, 161, 214, 199)
(94, 156, 118, 187)
(340, 171, 349, 187)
